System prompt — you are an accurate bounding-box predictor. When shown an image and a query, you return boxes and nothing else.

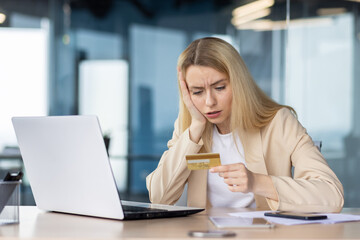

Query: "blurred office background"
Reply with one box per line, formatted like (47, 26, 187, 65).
(0, 0, 359, 207)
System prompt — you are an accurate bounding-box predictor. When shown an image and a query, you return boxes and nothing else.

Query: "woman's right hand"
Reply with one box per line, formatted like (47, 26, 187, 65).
(178, 68, 206, 143)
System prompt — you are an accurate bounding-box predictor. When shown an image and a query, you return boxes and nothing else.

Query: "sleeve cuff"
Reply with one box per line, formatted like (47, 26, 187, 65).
(265, 176, 280, 211)
(184, 128, 204, 149)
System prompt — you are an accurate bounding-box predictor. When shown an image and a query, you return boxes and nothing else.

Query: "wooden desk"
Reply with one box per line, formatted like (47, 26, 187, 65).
(1, 207, 360, 239)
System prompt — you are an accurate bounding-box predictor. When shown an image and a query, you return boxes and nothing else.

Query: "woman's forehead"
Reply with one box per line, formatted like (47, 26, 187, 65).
(185, 65, 228, 84)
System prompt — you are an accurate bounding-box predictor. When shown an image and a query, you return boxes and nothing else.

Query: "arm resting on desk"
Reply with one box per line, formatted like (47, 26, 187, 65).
(263, 109, 344, 213)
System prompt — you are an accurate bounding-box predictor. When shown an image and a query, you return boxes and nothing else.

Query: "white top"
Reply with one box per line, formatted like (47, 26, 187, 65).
(207, 126, 255, 208)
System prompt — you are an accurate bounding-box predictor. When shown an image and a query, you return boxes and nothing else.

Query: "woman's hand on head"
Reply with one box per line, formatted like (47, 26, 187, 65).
(178, 69, 206, 125)
(178, 68, 206, 143)
(210, 163, 279, 201)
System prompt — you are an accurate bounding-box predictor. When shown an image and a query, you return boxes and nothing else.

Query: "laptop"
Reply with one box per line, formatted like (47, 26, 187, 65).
(12, 115, 204, 220)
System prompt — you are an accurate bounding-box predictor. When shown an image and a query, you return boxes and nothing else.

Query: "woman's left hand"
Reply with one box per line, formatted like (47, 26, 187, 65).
(210, 163, 255, 193)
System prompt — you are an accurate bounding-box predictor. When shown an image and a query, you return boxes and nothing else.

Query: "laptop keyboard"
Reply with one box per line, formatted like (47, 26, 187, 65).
(121, 203, 203, 220)
(122, 205, 169, 213)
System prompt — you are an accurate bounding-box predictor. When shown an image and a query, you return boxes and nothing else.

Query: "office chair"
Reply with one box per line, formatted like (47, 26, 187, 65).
(314, 140, 322, 152)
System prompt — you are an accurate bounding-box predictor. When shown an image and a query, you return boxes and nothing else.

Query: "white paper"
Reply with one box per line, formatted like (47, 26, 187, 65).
(228, 211, 360, 225)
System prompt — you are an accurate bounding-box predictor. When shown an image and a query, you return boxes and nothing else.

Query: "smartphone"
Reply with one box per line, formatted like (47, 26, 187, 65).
(188, 230, 236, 238)
(264, 211, 327, 220)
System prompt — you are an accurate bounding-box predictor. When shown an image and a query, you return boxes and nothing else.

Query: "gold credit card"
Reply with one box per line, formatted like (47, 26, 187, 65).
(186, 153, 221, 170)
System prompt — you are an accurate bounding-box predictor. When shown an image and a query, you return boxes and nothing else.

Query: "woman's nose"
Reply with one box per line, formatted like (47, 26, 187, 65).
(205, 91, 216, 106)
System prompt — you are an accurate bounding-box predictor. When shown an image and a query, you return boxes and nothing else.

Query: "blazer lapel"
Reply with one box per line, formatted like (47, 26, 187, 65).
(239, 128, 268, 175)
(240, 128, 270, 210)
(187, 169, 208, 208)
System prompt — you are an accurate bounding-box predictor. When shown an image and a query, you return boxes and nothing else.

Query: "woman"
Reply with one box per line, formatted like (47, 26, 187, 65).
(146, 37, 344, 212)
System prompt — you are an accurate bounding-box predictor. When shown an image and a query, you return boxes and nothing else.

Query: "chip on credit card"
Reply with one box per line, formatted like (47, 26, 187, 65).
(186, 153, 221, 170)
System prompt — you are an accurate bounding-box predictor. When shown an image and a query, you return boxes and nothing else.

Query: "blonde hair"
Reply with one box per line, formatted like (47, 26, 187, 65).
(177, 37, 296, 152)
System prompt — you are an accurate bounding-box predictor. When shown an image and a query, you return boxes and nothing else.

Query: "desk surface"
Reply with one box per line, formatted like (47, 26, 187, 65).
(1, 207, 360, 239)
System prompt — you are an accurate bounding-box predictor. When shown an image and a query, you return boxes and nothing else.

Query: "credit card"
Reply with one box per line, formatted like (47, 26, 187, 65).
(186, 153, 221, 170)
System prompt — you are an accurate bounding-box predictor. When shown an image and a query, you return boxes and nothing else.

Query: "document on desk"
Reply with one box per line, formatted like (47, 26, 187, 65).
(229, 211, 360, 225)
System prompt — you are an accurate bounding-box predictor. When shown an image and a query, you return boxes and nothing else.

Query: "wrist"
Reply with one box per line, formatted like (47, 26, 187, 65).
(189, 121, 205, 144)
(252, 174, 278, 201)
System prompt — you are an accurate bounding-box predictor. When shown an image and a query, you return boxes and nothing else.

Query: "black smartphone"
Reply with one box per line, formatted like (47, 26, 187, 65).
(188, 230, 236, 238)
(264, 211, 327, 220)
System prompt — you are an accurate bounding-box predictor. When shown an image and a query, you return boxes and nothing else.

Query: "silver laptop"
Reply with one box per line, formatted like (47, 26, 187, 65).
(12, 116, 203, 220)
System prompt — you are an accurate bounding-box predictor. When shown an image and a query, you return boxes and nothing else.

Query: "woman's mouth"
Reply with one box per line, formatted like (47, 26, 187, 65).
(206, 111, 221, 119)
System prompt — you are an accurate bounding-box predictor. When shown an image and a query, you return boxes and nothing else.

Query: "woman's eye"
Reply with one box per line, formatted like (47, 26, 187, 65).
(215, 86, 225, 91)
(192, 91, 202, 95)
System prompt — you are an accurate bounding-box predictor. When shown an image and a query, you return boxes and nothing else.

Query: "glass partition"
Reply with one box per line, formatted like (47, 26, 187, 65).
(287, 0, 360, 207)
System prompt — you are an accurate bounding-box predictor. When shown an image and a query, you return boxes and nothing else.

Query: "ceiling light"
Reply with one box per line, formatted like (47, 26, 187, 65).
(235, 20, 284, 31)
(232, 8, 271, 26)
(0, 13, 6, 24)
(232, 0, 274, 18)
(234, 17, 333, 31)
(317, 8, 346, 16)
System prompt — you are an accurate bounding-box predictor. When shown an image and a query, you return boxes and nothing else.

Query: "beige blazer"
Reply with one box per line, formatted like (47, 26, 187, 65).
(146, 108, 344, 212)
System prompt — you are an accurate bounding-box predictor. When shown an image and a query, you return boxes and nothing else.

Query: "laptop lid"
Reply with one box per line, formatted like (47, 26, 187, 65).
(12, 116, 125, 219)
(12, 116, 204, 220)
